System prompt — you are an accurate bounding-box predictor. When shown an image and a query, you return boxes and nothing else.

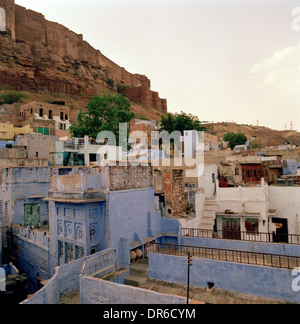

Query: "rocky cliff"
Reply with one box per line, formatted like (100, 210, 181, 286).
(0, 4, 151, 98)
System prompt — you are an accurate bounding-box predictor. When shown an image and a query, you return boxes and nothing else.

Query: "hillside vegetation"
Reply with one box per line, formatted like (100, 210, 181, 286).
(203, 122, 300, 147)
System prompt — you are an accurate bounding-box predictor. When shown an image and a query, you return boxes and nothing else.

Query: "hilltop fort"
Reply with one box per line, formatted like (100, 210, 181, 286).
(0, 0, 167, 112)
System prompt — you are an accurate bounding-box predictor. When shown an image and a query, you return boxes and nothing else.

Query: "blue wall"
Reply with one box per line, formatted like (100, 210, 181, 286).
(148, 252, 300, 303)
(109, 188, 155, 266)
(13, 199, 49, 227)
(109, 188, 155, 246)
(0, 141, 17, 148)
(12, 235, 55, 293)
(10, 167, 51, 226)
(283, 159, 300, 176)
(50, 200, 107, 265)
(108, 188, 180, 266)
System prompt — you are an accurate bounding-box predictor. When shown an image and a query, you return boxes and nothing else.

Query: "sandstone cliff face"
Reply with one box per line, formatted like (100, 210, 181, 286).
(0, 4, 150, 97)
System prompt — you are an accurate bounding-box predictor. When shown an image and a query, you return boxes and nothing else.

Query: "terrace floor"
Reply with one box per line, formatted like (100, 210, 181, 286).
(59, 259, 291, 304)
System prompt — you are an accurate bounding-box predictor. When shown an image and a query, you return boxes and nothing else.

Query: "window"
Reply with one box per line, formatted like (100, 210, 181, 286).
(75, 246, 84, 260)
(48, 110, 52, 119)
(39, 108, 43, 117)
(245, 219, 259, 234)
(89, 153, 97, 162)
(58, 241, 64, 265)
(60, 112, 64, 120)
(38, 127, 43, 134)
(212, 173, 216, 183)
(0, 8, 6, 32)
(5, 202, 8, 217)
(65, 243, 74, 263)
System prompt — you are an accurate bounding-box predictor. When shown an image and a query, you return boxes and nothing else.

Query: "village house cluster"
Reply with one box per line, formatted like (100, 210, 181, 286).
(1, 0, 300, 305)
(0, 111, 300, 304)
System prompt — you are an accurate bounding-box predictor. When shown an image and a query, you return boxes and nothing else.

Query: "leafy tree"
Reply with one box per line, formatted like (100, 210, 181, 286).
(160, 111, 204, 135)
(69, 93, 135, 144)
(160, 113, 176, 134)
(223, 132, 248, 149)
(249, 139, 264, 149)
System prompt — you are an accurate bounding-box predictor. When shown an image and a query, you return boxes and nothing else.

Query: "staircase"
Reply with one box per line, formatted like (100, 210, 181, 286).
(124, 259, 149, 287)
(199, 199, 218, 231)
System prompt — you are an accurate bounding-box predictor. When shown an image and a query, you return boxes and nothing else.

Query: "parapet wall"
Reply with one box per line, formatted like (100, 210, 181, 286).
(21, 249, 114, 304)
(148, 251, 300, 303)
(80, 273, 186, 304)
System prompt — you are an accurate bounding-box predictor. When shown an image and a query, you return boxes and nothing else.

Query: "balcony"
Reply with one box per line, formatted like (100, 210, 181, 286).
(267, 160, 287, 168)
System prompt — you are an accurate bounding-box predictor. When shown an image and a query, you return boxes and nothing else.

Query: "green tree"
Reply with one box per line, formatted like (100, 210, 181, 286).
(223, 132, 248, 149)
(249, 139, 264, 149)
(69, 93, 135, 143)
(160, 113, 177, 134)
(160, 111, 204, 135)
(0, 91, 29, 104)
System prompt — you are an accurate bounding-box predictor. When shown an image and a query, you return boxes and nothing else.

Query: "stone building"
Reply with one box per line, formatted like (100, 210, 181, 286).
(17, 133, 59, 159)
(46, 165, 162, 267)
(4, 164, 179, 294)
(0, 122, 33, 140)
(0, 167, 51, 267)
(0, 145, 48, 167)
(19, 101, 71, 138)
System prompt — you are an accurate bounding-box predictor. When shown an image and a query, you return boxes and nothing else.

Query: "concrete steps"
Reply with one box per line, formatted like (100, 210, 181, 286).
(124, 274, 148, 287)
(124, 259, 149, 288)
(199, 199, 218, 231)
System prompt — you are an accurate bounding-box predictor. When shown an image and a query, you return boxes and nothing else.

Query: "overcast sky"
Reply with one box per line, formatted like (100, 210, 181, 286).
(15, 0, 300, 131)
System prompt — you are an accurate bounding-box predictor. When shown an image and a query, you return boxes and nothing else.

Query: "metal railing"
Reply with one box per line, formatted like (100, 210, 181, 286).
(149, 243, 300, 270)
(82, 250, 117, 278)
(182, 228, 300, 245)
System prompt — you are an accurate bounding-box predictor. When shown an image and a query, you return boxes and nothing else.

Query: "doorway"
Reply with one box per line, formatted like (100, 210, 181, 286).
(222, 218, 241, 240)
(24, 203, 40, 228)
(272, 218, 288, 243)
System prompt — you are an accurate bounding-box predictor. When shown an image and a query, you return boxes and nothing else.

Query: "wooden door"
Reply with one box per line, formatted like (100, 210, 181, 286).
(222, 218, 241, 240)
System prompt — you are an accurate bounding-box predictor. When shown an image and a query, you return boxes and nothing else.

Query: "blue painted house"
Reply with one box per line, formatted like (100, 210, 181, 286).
(283, 159, 300, 176)
(47, 165, 180, 269)
(0, 167, 50, 251)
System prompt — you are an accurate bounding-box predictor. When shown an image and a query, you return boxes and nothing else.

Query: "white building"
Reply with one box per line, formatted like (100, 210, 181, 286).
(49, 135, 123, 166)
(212, 179, 300, 242)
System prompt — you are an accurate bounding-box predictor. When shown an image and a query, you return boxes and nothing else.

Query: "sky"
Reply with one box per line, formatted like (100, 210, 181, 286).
(15, 0, 300, 131)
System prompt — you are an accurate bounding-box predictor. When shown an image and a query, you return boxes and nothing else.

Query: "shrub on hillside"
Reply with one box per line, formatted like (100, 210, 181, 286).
(0, 91, 29, 104)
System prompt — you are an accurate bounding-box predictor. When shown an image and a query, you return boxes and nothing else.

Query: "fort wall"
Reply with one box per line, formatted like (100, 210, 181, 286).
(123, 84, 167, 112)
(0, 0, 15, 40)
(0, 1, 167, 111)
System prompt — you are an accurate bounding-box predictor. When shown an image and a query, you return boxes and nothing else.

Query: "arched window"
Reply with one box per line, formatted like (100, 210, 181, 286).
(0, 7, 5, 32)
